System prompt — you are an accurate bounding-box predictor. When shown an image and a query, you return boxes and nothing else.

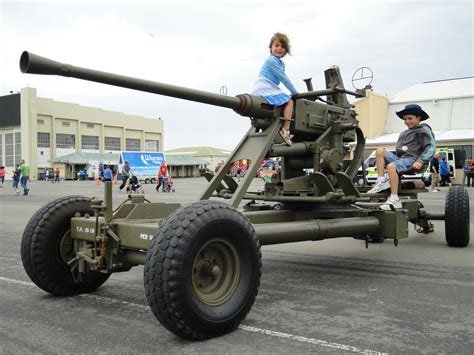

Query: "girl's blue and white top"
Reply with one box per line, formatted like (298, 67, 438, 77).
(252, 55, 297, 106)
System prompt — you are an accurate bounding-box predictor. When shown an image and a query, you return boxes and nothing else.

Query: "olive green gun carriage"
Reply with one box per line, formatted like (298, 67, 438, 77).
(19, 51, 470, 340)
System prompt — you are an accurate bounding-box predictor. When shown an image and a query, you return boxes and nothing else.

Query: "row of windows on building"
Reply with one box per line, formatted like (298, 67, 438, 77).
(0, 132, 159, 167)
(37, 133, 159, 151)
(0, 132, 21, 167)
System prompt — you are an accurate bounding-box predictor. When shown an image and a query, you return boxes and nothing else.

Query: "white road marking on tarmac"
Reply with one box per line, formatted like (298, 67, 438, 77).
(239, 325, 386, 354)
(0, 276, 387, 354)
(78, 293, 150, 310)
(0, 277, 32, 286)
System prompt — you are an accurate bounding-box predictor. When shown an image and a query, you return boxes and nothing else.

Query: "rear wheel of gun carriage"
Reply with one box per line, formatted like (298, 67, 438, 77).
(144, 200, 262, 340)
(21, 196, 110, 296)
(445, 186, 470, 247)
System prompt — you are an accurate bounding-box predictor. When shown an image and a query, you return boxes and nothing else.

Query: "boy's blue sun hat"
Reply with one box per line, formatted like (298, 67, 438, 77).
(396, 104, 429, 121)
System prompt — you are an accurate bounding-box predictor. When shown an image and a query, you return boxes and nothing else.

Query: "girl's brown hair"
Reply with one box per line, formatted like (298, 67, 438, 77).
(269, 32, 291, 56)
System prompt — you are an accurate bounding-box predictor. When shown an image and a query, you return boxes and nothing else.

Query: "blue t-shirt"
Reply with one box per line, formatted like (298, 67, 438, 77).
(439, 160, 450, 175)
(104, 168, 112, 180)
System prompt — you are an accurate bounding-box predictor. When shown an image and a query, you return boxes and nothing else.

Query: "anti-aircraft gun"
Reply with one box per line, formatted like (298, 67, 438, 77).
(19, 51, 470, 340)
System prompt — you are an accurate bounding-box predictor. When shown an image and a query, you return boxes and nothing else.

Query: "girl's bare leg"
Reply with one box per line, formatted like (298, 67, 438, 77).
(282, 100, 293, 132)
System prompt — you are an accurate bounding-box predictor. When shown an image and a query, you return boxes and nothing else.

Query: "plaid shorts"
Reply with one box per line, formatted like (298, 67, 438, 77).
(384, 150, 415, 174)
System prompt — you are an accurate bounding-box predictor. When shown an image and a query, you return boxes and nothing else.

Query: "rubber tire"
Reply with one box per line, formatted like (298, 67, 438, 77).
(151, 178, 156, 184)
(145, 178, 150, 184)
(445, 186, 470, 247)
(144, 200, 262, 340)
(21, 196, 110, 295)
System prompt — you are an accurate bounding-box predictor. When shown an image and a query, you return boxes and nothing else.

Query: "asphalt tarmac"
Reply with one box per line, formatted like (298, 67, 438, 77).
(1, 178, 473, 354)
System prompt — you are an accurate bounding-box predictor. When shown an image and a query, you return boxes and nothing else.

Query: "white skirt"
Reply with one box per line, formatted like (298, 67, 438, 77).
(252, 77, 291, 106)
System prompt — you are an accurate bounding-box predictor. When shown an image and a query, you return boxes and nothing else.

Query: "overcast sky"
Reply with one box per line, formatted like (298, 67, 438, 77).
(0, 0, 472, 150)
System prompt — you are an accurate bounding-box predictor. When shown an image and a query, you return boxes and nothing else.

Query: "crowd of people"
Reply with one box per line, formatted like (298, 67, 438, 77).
(0, 160, 59, 195)
(116, 160, 171, 194)
(429, 154, 474, 190)
(2, 159, 31, 195)
(429, 153, 454, 190)
(43, 167, 61, 183)
(1, 151, 472, 199)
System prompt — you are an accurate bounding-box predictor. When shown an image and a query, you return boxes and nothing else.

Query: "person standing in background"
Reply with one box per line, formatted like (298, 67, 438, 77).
(119, 161, 131, 192)
(19, 159, 30, 195)
(462, 160, 470, 186)
(156, 160, 169, 192)
(103, 165, 113, 182)
(468, 162, 474, 187)
(429, 153, 440, 192)
(439, 156, 452, 187)
(0, 166, 5, 187)
(54, 167, 60, 183)
(12, 164, 21, 195)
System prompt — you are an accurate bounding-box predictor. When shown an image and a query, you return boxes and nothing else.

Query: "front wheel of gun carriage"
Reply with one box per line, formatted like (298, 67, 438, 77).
(144, 201, 262, 339)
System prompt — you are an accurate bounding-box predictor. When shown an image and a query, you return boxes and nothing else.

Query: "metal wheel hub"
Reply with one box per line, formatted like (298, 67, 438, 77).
(58, 230, 75, 264)
(192, 238, 240, 306)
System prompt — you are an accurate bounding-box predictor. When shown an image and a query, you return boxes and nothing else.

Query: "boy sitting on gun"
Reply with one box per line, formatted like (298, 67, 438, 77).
(368, 104, 436, 210)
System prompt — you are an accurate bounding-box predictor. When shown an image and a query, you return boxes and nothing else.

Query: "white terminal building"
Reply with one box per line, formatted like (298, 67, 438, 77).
(0, 87, 163, 180)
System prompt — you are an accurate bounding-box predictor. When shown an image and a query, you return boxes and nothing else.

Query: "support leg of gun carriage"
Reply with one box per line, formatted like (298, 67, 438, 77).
(199, 117, 282, 208)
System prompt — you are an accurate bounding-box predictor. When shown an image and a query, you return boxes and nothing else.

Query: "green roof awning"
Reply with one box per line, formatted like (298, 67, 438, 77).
(52, 152, 120, 165)
(52, 152, 207, 167)
(165, 146, 231, 157)
(166, 155, 209, 166)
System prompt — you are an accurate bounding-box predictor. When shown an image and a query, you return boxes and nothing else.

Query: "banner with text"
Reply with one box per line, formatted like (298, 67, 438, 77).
(120, 151, 165, 176)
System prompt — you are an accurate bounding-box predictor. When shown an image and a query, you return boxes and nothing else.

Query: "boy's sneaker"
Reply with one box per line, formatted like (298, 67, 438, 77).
(367, 179, 390, 193)
(15, 189, 20, 196)
(279, 129, 292, 145)
(380, 196, 403, 210)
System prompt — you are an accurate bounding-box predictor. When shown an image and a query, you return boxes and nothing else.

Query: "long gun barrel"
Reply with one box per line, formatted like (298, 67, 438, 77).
(20, 51, 274, 118)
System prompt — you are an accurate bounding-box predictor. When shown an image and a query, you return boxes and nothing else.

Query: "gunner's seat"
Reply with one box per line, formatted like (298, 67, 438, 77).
(399, 165, 427, 191)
